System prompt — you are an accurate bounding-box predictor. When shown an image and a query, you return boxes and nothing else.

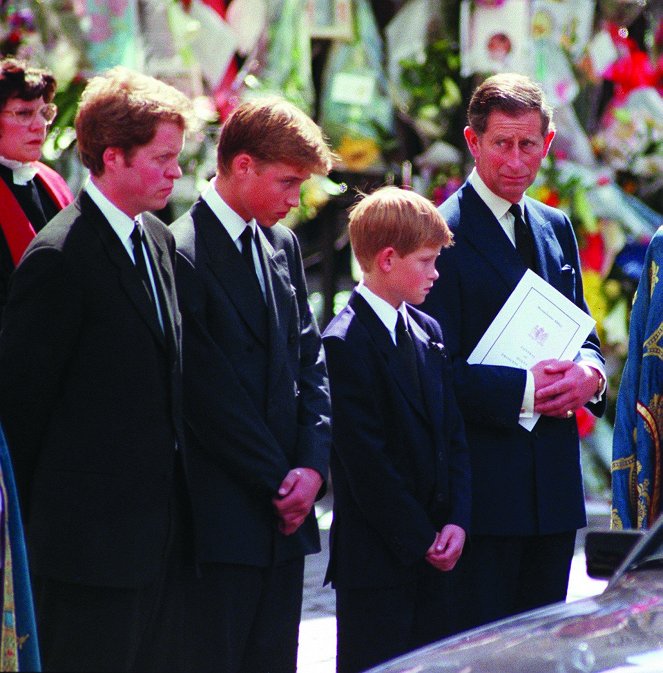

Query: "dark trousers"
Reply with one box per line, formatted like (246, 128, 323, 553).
(33, 459, 190, 673)
(335, 563, 457, 673)
(456, 531, 576, 632)
(183, 557, 305, 673)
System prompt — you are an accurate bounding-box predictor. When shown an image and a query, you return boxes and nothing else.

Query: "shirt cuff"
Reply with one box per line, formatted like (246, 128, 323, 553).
(520, 370, 535, 418)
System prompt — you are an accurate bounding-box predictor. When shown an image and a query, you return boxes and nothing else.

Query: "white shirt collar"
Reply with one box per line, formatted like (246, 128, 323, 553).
(468, 168, 524, 222)
(85, 178, 137, 252)
(356, 282, 407, 344)
(202, 177, 257, 242)
(0, 155, 38, 185)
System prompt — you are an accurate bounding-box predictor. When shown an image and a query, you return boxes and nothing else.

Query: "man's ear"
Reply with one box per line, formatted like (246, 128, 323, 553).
(463, 125, 480, 159)
(102, 146, 124, 171)
(542, 129, 555, 157)
(231, 152, 255, 177)
(376, 247, 396, 273)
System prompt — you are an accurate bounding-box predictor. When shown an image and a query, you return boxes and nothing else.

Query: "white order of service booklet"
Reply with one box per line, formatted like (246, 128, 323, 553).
(467, 269, 596, 431)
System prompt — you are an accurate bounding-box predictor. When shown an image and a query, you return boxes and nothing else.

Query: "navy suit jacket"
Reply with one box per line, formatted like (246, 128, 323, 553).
(422, 181, 605, 536)
(171, 198, 331, 567)
(323, 291, 470, 589)
(0, 191, 183, 587)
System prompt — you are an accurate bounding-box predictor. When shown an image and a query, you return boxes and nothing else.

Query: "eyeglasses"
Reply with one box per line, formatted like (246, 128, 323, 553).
(1, 103, 58, 126)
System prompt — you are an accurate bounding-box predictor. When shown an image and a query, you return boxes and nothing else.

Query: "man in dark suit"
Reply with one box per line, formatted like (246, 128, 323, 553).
(171, 97, 333, 673)
(0, 67, 195, 672)
(323, 186, 470, 673)
(422, 73, 607, 630)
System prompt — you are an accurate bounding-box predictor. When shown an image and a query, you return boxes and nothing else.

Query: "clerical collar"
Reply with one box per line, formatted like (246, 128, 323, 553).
(0, 155, 38, 186)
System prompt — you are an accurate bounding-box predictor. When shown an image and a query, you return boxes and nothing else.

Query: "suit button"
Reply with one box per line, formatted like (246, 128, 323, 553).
(437, 452, 444, 461)
(436, 493, 444, 502)
(288, 333, 296, 345)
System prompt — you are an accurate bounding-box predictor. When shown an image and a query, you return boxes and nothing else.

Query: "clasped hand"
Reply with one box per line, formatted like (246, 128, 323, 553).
(532, 359, 599, 419)
(272, 467, 323, 536)
(425, 524, 466, 572)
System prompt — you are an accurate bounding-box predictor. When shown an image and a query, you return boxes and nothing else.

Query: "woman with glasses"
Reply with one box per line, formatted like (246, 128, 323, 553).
(0, 58, 72, 325)
(0, 57, 71, 673)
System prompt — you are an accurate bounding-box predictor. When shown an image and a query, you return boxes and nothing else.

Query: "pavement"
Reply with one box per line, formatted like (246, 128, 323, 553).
(296, 494, 612, 673)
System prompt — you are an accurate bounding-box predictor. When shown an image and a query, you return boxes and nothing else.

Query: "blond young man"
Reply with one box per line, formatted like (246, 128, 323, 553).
(171, 97, 334, 673)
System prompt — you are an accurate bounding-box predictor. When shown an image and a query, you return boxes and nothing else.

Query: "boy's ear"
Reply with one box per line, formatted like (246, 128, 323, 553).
(376, 247, 396, 273)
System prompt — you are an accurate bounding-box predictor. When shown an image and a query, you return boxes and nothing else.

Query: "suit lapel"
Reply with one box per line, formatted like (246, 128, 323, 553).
(142, 215, 178, 352)
(193, 200, 268, 346)
(256, 227, 292, 377)
(349, 293, 429, 422)
(525, 199, 565, 285)
(456, 183, 526, 292)
(82, 192, 166, 347)
(408, 311, 444, 427)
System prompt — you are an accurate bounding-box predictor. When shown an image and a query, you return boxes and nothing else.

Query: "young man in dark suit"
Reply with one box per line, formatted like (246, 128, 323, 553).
(323, 186, 470, 673)
(422, 73, 607, 631)
(171, 97, 334, 673)
(0, 67, 195, 672)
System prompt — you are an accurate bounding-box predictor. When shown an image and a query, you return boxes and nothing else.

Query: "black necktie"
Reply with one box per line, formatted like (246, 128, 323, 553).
(240, 225, 264, 297)
(395, 312, 421, 396)
(509, 203, 535, 270)
(130, 222, 160, 324)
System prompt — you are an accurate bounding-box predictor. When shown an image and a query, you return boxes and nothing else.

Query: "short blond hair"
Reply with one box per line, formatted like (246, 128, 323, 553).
(349, 186, 453, 272)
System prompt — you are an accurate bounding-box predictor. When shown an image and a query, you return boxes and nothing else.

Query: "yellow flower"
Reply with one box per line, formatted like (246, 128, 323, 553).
(336, 136, 381, 172)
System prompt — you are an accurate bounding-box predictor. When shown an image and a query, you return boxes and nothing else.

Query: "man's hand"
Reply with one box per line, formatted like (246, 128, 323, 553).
(425, 524, 466, 572)
(533, 360, 600, 419)
(272, 468, 323, 536)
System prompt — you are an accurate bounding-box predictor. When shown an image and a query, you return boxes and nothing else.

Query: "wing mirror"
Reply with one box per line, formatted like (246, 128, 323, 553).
(585, 529, 644, 579)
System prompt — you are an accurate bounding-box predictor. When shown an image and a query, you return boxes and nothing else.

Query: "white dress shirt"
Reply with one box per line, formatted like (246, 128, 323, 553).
(356, 282, 409, 346)
(202, 178, 266, 297)
(85, 179, 164, 330)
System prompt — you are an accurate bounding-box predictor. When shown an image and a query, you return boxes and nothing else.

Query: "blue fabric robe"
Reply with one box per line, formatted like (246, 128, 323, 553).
(613, 227, 663, 529)
(0, 424, 40, 670)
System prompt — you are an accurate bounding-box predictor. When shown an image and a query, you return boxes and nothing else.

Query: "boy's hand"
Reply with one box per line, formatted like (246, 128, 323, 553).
(425, 524, 466, 572)
(272, 468, 323, 536)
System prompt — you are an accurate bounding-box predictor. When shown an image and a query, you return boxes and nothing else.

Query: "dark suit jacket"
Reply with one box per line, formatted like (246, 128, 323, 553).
(0, 191, 184, 587)
(0, 164, 71, 325)
(422, 181, 605, 536)
(323, 292, 470, 589)
(171, 198, 330, 567)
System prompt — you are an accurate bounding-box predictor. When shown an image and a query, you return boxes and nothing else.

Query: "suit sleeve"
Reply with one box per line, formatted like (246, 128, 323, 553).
(559, 214, 606, 418)
(324, 334, 436, 565)
(284, 232, 331, 484)
(0, 245, 83, 512)
(435, 323, 472, 532)
(427, 252, 527, 429)
(175, 250, 292, 496)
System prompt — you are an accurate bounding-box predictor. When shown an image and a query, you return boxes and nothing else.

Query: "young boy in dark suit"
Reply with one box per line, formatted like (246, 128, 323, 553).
(323, 186, 471, 673)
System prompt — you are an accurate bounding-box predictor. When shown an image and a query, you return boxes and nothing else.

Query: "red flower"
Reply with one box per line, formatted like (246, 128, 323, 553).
(579, 232, 605, 272)
(575, 407, 597, 439)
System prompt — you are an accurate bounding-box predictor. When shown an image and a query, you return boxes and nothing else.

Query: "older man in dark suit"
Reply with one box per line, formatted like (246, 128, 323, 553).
(422, 73, 607, 631)
(171, 97, 333, 673)
(0, 67, 194, 672)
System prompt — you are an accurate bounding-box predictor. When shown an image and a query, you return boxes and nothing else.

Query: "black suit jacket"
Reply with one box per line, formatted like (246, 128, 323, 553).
(323, 292, 470, 589)
(422, 181, 606, 536)
(0, 191, 184, 587)
(171, 198, 330, 567)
